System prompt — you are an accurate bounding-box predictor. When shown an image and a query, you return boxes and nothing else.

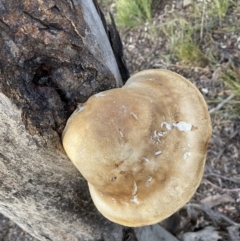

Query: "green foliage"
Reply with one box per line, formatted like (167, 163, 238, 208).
(213, 0, 232, 20)
(220, 67, 240, 114)
(221, 68, 240, 98)
(115, 0, 153, 27)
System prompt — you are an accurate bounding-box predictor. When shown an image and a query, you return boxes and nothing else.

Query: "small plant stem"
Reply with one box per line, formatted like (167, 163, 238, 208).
(200, 0, 206, 41)
(209, 93, 236, 113)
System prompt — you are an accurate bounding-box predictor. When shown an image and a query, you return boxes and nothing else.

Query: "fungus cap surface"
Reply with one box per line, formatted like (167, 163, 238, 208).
(62, 69, 212, 227)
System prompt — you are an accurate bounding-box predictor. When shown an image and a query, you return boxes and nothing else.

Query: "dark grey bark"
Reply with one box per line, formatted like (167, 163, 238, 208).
(0, 0, 125, 240)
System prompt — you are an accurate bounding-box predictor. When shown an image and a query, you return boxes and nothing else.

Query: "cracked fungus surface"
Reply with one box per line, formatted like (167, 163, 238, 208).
(62, 69, 212, 227)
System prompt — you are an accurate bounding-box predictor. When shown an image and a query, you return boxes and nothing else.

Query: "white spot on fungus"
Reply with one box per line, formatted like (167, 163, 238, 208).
(145, 176, 153, 186)
(94, 92, 105, 97)
(74, 104, 85, 114)
(151, 130, 166, 144)
(80, 106, 85, 111)
(158, 132, 166, 137)
(120, 200, 129, 206)
(142, 158, 149, 163)
(161, 122, 172, 130)
(132, 181, 138, 196)
(119, 130, 124, 138)
(130, 112, 138, 120)
(161, 121, 192, 132)
(155, 151, 162, 156)
(110, 176, 117, 181)
(130, 195, 138, 204)
(173, 121, 192, 132)
(183, 152, 191, 160)
(112, 198, 116, 203)
(168, 177, 180, 196)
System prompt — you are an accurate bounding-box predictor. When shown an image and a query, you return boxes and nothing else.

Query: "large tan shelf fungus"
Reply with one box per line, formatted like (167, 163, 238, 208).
(62, 69, 212, 227)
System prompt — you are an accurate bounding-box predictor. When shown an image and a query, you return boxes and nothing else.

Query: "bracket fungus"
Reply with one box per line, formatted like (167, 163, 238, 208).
(62, 69, 212, 227)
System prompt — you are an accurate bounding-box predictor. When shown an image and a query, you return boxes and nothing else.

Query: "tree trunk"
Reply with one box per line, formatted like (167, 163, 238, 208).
(0, 0, 125, 240)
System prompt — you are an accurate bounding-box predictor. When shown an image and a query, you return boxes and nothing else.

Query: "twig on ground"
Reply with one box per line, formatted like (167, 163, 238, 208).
(200, 194, 235, 208)
(209, 93, 235, 113)
(204, 173, 240, 184)
(186, 203, 240, 227)
(202, 179, 240, 192)
(211, 129, 240, 160)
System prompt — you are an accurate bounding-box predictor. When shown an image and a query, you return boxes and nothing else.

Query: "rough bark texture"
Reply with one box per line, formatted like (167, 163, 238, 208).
(0, 0, 124, 240)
